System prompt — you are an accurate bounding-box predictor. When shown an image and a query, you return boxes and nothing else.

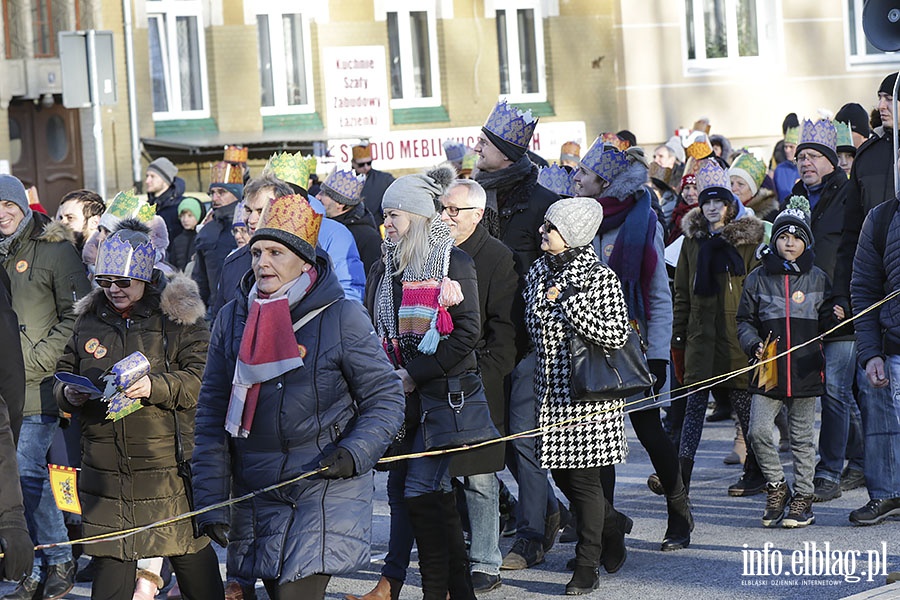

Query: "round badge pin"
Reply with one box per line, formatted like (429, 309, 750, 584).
(84, 338, 100, 354)
(93, 345, 108, 359)
(546, 286, 560, 301)
(298, 344, 307, 359)
(15, 260, 28, 273)
(792, 291, 805, 304)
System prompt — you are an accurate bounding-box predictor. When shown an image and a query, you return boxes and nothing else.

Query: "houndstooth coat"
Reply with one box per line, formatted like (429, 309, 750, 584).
(524, 246, 632, 469)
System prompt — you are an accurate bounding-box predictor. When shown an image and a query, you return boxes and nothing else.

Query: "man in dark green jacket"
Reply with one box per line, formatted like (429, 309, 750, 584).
(0, 174, 90, 600)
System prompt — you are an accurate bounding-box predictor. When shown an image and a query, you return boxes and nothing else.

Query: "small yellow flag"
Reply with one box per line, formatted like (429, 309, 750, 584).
(48, 464, 81, 514)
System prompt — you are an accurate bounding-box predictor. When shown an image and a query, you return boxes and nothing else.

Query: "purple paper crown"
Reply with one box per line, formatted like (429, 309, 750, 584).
(483, 100, 538, 149)
(696, 159, 730, 193)
(321, 169, 365, 206)
(799, 119, 837, 152)
(581, 137, 630, 183)
(95, 231, 155, 282)
(443, 140, 468, 163)
(537, 165, 576, 197)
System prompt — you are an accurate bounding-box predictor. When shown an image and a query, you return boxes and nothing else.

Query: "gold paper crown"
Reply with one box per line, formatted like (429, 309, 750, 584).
(264, 152, 312, 190)
(255, 194, 323, 263)
(684, 131, 714, 160)
(210, 162, 244, 185)
(223, 145, 248, 164)
(352, 143, 372, 161)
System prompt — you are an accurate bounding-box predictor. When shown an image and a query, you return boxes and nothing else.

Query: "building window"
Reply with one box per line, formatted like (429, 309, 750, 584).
(494, 1, 546, 102)
(385, 5, 441, 108)
(256, 4, 315, 115)
(846, 0, 900, 67)
(683, 0, 779, 72)
(147, 0, 210, 119)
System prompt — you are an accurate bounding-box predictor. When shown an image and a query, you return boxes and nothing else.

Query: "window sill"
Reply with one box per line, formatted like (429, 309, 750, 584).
(153, 118, 218, 137)
(263, 113, 325, 131)
(392, 105, 451, 125)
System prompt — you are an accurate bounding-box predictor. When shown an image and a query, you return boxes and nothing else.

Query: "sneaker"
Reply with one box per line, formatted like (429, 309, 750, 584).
(848, 497, 900, 526)
(471, 571, 502, 593)
(500, 538, 544, 570)
(812, 477, 842, 502)
(762, 480, 791, 527)
(782, 494, 815, 528)
(728, 472, 766, 497)
(840, 468, 866, 492)
(0, 577, 42, 600)
(43, 561, 75, 600)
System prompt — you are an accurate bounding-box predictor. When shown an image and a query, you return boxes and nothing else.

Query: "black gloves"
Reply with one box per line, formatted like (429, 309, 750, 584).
(201, 522, 229, 548)
(319, 447, 356, 479)
(0, 527, 33, 582)
(648, 359, 668, 396)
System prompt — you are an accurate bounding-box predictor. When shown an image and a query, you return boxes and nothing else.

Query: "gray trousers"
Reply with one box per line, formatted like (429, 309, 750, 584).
(748, 394, 817, 496)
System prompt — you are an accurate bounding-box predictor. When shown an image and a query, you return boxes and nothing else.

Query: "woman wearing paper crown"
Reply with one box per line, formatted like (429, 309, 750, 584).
(192, 194, 404, 599)
(729, 152, 780, 223)
(54, 219, 224, 599)
(672, 158, 767, 497)
(357, 165, 482, 600)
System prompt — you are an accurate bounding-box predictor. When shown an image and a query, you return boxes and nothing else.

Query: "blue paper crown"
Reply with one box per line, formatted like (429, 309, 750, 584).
(483, 100, 538, 149)
(799, 119, 837, 152)
(537, 165, 576, 197)
(443, 140, 468, 163)
(95, 231, 155, 282)
(321, 169, 365, 206)
(581, 137, 630, 183)
(696, 159, 730, 193)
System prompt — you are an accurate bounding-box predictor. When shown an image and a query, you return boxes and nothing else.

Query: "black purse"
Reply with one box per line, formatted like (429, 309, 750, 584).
(568, 327, 655, 403)
(418, 372, 500, 451)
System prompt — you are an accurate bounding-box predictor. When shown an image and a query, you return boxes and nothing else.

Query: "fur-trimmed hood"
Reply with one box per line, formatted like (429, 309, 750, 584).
(75, 272, 206, 325)
(602, 160, 649, 203)
(29, 212, 76, 244)
(745, 187, 779, 221)
(681, 206, 766, 247)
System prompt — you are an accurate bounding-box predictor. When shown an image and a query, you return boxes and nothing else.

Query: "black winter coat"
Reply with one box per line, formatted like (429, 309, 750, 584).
(450, 225, 517, 477)
(169, 229, 197, 272)
(362, 169, 396, 227)
(192, 204, 236, 316)
(148, 177, 187, 243)
(0, 268, 27, 539)
(193, 252, 404, 583)
(211, 244, 250, 316)
(55, 274, 210, 560)
(333, 203, 383, 277)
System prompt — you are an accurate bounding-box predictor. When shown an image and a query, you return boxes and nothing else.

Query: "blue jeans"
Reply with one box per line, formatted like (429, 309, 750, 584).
(18, 415, 73, 579)
(859, 359, 900, 500)
(506, 352, 558, 542)
(815, 341, 864, 482)
(463, 474, 501, 575)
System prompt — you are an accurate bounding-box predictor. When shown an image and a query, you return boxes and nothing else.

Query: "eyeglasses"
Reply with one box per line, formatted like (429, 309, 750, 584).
(543, 220, 558, 232)
(95, 277, 134, 289)
(440, 205, 479, 217)
(795, 152, 825, 164)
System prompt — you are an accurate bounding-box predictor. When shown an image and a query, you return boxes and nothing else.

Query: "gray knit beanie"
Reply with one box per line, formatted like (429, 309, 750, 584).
(544, 197, 604, 248)
(381, 165, 455, 218)
(147, 157, 178, 185)
(0, 174, 30, 216)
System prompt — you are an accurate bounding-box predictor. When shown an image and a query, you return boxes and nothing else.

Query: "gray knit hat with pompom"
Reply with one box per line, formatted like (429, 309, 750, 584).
(381, 165, 456, 218)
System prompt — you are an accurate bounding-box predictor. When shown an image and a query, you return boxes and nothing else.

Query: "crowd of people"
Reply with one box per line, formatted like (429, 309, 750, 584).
(0, 69, 899, 600)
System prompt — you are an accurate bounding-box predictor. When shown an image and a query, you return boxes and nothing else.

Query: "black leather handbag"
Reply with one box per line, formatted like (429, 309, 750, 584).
(569, 327, 655, 403)
(418, 372, 500, 451)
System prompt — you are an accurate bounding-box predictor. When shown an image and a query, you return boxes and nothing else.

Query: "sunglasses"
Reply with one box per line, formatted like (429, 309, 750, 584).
(440, 205, 478, 217)
(543, 220, 558, 232)
(95, 277, 134, 289)
(355, 161, 372, 168)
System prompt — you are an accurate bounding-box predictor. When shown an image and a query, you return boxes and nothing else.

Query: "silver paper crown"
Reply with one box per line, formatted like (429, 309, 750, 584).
(483, 100, 538, 149)
(581, 137, 630, 183)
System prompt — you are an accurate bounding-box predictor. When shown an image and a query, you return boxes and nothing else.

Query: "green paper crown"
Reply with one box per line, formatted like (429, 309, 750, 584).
(264, 152, 312, 190)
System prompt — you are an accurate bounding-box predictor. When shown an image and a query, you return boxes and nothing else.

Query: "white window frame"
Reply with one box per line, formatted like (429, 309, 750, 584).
(146, 0, 210, 121)
(254, 1, 316, 116)
(682, 0, 782, 75)
(379, 1, 442, 109)
(844, 0, 900, 69)
(491, 0, 547, 104)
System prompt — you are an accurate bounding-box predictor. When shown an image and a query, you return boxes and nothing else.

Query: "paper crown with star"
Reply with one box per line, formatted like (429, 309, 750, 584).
(95, 224, 155, 282)
(251, 194, 323, 264)
(482, 100, 538, 149)
(580, 136, 630, 183)
(537, 164, 576, 197)
(264, 151, 313, 193)
(321, 169, 364, 207)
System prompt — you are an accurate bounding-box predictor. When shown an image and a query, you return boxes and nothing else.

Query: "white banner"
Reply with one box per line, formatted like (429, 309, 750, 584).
(327, 121, 588, 172)
(322, 46, 391, 138)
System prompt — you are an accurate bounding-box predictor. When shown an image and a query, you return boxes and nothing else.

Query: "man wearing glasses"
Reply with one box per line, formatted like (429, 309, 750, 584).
(353, 142, 395, 228)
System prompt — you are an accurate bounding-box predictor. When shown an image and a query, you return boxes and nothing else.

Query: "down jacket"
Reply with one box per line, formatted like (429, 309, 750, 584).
(736, 254, 831, 399)
(54, 273, 210, 560)
(193, 250, 404, 584)
(524, 246, 631, 470)
(673, 208, 766, 389)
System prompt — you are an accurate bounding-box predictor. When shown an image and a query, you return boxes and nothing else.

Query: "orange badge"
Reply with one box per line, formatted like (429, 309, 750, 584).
(298, 344, 307, 359)
(15, 260, 28, 273)
(604, 244, 614, 257)
(546, 286, 560, 301)
(792, 291, 805, 304)
(93, 345, 108, 359)
(84, 338, 100, 354)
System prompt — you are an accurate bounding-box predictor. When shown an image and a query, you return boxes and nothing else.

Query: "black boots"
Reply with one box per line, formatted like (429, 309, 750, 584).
(661, 487, 694, 551)
(565, 565, 600, 595)
(679, 457, 694, 495)
(600, 509, 632, 574)
(406, 491, 475, 600)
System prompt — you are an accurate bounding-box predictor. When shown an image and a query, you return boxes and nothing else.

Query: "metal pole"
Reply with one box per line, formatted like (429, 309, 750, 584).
(86, 30, 107, 199)
(894, 73, 900, 198)
(122, 0, 142, 190)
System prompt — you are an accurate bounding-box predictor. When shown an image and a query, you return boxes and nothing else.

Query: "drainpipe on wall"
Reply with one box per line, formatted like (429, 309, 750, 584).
(122, 0, 142, 191)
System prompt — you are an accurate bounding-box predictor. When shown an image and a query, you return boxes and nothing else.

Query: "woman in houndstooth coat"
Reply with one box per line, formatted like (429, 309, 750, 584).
(523, 197, 634, 595)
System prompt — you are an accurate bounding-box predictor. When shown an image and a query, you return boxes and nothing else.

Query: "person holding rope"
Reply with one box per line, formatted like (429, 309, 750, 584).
(54, 219, 223, 600)
(192, 193, 404, 599)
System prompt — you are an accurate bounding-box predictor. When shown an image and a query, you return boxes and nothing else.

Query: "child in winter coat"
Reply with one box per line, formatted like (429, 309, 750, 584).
(737, 197, 833, 529)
